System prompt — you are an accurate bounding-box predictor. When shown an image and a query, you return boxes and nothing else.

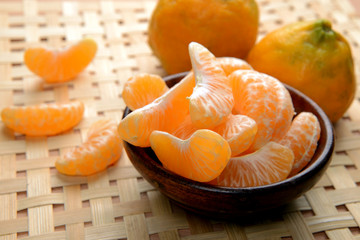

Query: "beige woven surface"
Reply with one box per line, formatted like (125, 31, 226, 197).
(0, 0, 359, 239)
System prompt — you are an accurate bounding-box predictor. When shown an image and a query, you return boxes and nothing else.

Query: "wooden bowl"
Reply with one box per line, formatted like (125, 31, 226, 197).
(122, 72, 335, 219)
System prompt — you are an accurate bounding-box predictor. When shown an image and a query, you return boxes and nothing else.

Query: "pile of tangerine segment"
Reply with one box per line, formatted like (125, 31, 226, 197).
(1, 38, 124, 176)
(119, 42, 321, 188)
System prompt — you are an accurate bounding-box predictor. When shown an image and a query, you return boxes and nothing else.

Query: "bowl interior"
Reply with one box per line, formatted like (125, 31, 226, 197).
(122, 71, 335, 218)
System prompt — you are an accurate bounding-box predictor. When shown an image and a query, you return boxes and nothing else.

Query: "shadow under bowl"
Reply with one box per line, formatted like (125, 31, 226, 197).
(122, 72, 335, 219)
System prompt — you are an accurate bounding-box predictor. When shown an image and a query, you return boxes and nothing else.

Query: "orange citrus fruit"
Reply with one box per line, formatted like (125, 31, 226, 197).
(122, 73, 169, 111)
(230, 70, 294, 152)
(118, 72, 195, 147)
(210, 141, 294, 187)
(148, 0, 259, 74)
(212, 114, 257, 157)
(1, 100, 84, 136)
(188, 42, 234, 128)
(246, 19, 356, 122)
(150, 129, 231, 182)
(55, 119, 123, 176)
(217, 57, 253, 76)
(277, 112, 321, 176)
(24, 38, 97, 83)
(171, 113, 258, 157)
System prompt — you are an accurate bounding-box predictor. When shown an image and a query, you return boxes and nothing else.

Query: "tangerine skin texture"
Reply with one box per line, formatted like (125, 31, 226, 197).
(1, 101, 84, 136)
(148, 0, 259, 74)
(56, 119, 123, 176)
(247, 19, 356, 122)
(24, 38, 97, 83)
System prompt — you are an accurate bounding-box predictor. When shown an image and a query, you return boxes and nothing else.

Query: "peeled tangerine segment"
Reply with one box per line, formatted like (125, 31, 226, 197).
(171, 114, 257, 157)
(122, 73, 169, 111)
(150, 129, 231, 182)
(118, 72, 195, 147)
(56, 119, 123, 176)
(24, 38, 97, 83)
(188, 42, 234, 128)
(1, 100, 84, 136)
(216, 57, 253, 76)
(277, 112, 321, 176)
(230, 70, 294, 152)
(210, 141, 294, 187)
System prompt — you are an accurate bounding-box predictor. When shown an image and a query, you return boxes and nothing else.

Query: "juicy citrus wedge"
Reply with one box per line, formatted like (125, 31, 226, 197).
(210, 141, 294, 187)
(1, 100, 84, 136)
(188, 42, 234, 128)
(277, 112, 321, 176)
(171, 113, 257, 157)
(230, 70, 294, 152)
(217, 57, 253, 76)
(150, 129, 231, 182)
(55, 119, 123, 176)
(24, 38, 97, 83)
(118, 72, 195, 147)
(122, 73, 169, 111)
(212, 114, 257, 157)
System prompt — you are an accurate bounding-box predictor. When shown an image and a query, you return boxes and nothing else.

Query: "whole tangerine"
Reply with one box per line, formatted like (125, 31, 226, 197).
(148, 0, 259, 74)
(247, 19, 356, 122)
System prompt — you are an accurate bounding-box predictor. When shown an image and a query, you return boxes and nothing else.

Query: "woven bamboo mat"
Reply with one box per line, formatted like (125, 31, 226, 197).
(0, 0, 359, 239)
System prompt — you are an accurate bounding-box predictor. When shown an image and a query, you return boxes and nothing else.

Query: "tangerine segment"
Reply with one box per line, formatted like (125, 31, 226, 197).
(230, 70, 294, 152)
(24, 38, 97, 83)
(171, 114, 257, 157)
(1, 101, 84, 136)
(118, 72, 195, 147)
(150, 129, 231, 182)
(55, 119, 123, 176)
(188, 42, 234, 128)
(277, 112, 321, 176)
(171, 115, 198, 140)
(210, 141, 294, 187)
(217, 57, 253, 76)
(212, 114, 257, 157)
(122, 73, 169, 111)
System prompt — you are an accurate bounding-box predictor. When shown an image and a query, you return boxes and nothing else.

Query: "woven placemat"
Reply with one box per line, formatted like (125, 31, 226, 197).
(0, 0, 359, 239)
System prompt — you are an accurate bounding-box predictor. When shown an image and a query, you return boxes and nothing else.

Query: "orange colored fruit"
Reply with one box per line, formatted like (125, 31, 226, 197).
(277, 112, 321, 176)
(210, 141, 294, 187)
(24, 38, 97, 83)
(150, 129, 231, 182)
(171, 114, 258, 157)
(217, 57, 253, 76)
(230, 70, 294, 152)
(212, 114, 257, 157)
(148, 0, 259, 74)
(247, 19, 356, 122)
(188, 42, 234, 128)
(122, 73, 169, 111)
(118, 72, 195, 147)
(1, 100, 84, 136)
(55, 119, 123, 176)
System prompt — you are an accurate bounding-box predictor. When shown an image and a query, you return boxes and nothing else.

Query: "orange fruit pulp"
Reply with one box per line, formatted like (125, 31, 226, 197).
(188, 42, 234, 128)
(150, 129, 231, 182)
(56, 119, 123, 176)
(1, 100, 84, 136)
(122, 73, 169, 111)
(24, 38, 97, 83)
